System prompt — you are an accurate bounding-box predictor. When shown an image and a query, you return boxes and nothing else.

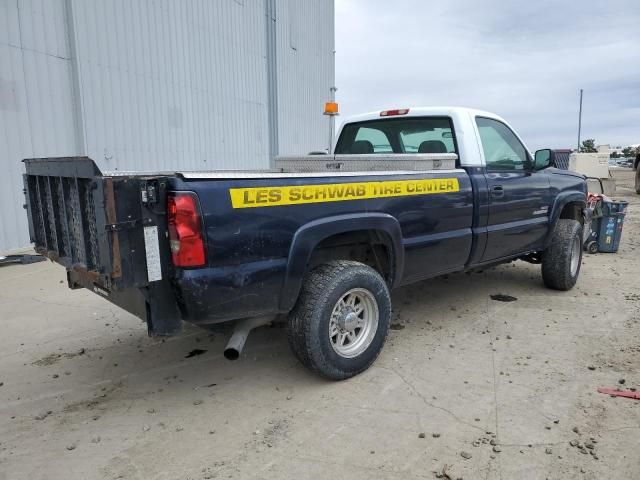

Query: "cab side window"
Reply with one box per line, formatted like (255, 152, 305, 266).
(476, 117, 530, 171)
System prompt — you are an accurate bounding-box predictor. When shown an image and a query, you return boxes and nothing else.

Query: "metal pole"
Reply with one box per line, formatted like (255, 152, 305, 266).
(328, 86, 337, 153)
(577, 89, 583, 151)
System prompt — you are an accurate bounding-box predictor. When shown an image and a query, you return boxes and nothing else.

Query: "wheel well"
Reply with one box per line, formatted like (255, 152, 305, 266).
(559, 201, 584, 225)
(307, 230, 394, 284)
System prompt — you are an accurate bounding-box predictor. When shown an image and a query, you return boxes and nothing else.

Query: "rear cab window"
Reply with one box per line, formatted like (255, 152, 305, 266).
(335, 117, 458, 156)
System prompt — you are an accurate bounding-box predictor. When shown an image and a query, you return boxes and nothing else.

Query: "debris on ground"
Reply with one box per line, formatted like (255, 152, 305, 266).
(490, 294, 518, 302)
(390, 323, 406, 330)
(434, 464, 453, 479)
(460, 451, 472, 459)
(597, 387, 640, 400)
(418, 432, 426, 438)
(34, 410, 52, 421)
(0, 254, 47, 266)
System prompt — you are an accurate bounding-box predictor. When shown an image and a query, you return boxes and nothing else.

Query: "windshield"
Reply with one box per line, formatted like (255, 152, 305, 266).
(334, 117, 457, 155)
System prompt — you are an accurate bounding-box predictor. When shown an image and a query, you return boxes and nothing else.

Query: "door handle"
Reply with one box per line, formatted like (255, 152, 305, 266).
(491, 185, 504, 198)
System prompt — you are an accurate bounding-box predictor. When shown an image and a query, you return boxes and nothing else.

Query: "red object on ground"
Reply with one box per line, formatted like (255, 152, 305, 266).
(597, 387, 640, 399)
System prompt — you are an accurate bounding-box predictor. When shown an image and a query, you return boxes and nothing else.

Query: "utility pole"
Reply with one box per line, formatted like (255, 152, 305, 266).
(577, 89, 583, 151)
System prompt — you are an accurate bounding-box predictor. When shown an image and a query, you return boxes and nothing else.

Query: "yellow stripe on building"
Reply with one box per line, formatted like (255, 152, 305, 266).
(229, 178, 460, 209)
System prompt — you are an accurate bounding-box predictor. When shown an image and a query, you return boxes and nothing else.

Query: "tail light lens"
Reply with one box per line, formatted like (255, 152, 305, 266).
(167, 193, 205, 267)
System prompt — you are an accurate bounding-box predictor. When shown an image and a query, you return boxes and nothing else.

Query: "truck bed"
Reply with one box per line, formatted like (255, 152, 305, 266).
(23, 155, 473, 334)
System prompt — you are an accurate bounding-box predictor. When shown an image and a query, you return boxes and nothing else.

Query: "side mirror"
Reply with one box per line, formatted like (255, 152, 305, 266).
(534, 149, 552, 171)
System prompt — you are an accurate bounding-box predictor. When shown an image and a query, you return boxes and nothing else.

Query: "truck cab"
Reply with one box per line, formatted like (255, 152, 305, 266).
(333, 107, 583, 268)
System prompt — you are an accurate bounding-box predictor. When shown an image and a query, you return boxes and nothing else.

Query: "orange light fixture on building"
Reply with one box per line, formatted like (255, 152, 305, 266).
(324, 101, 339, 115)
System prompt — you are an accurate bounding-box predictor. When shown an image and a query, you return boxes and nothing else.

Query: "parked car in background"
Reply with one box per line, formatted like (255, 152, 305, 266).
(617, 158, 634, 168)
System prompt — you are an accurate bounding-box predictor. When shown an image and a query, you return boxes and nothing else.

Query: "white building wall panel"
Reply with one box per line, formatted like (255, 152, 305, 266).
(0, 0, 334, 252)
(70, 0, 270, 172)
(0, 0, 80, 252)
(276, 0, 334, 155)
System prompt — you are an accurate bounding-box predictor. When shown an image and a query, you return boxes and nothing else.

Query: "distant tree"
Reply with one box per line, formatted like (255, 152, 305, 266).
(579, 139, 597, 153)
(610, 151, 620, 159)
(621, 146, 640, 158)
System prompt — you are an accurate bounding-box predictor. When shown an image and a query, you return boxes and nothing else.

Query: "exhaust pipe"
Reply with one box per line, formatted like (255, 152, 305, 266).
(223, 316, 273, 360)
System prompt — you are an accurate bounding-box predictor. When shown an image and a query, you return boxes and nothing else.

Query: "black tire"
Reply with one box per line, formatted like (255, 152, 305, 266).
(586, 240, 599, 254)
(287, 260, 391, 380)
(635, 163, 640, 194)
(541, 219, 583, 291)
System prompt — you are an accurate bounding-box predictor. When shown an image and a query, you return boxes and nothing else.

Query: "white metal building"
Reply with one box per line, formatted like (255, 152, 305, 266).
(0, 0, 335, 252)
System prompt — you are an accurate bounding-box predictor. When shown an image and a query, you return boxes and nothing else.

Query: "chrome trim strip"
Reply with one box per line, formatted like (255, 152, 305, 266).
(104, 169, 466, 179)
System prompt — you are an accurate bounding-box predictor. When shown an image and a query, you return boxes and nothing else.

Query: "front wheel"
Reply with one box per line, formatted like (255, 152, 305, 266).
(635, 163, 640, 194)
(287, 261, 391, 380)
(541, 219, 583, 291)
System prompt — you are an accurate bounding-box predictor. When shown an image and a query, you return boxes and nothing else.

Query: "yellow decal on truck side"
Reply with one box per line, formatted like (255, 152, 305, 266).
(229, 178, 460, 209)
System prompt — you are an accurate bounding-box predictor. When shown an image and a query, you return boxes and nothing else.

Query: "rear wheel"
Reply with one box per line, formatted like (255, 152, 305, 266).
(287, 260, 391, 380)
(541, 219, 583, 291)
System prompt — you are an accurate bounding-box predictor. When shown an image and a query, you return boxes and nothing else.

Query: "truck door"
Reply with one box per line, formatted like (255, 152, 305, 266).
(475, 117, 552, 261)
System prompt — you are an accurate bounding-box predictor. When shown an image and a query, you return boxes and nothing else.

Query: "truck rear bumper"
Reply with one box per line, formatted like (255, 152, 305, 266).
(173, 258, 288, 325)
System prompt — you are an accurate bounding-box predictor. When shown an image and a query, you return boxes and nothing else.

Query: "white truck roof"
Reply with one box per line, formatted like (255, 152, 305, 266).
(340, 106, 507, 125)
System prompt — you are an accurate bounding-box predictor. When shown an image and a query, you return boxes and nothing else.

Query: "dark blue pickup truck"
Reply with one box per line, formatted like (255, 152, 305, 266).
(23, 107, 587, 379)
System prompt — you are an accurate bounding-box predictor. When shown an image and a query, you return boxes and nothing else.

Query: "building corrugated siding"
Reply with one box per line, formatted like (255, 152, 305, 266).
(276, 0, 334, 155)
(0, 0, 81, 252)
(0, 0, 334, 252)
(71, 0, 270, 172)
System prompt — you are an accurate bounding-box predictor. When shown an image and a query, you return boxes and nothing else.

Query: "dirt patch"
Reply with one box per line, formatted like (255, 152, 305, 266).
(185, 348, 207, 358)
(62, 381, 122, 414)
(490, 294, 518, 302)
(32, 348, 86, 366)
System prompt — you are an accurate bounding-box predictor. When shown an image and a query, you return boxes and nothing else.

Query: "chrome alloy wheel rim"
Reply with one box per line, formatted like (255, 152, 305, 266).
(329, 288, 379, 358)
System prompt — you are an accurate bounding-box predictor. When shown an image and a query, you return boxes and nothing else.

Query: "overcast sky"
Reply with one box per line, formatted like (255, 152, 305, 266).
(335, 0, 640, 150)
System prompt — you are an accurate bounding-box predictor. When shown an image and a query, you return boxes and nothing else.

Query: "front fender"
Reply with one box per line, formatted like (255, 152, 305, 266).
(279, 213, 404, 311)
(545, 191, 586, 247)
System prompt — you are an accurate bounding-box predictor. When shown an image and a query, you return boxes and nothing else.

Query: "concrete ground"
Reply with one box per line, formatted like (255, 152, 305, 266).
(1, 171, 639, 480)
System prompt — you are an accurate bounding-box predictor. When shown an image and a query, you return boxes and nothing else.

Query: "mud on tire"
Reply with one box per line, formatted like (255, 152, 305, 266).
(287, 260, 391, 380)
(541, 219, 583, 291)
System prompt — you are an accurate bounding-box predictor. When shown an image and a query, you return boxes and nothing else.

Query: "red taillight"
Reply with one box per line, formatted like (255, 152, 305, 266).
(380, 108, 409, 117)
(167, 193, 205, 267)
